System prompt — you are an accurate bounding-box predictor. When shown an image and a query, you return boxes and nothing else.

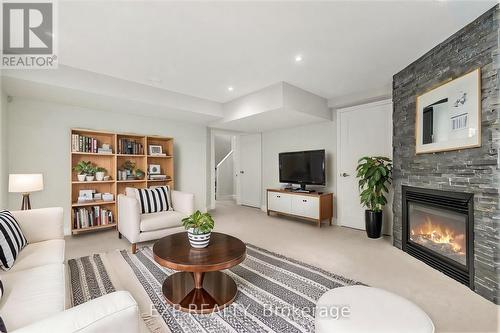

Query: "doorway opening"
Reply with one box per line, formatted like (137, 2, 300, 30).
(209, 130, 262, 211)
(214, 133, 236, 204)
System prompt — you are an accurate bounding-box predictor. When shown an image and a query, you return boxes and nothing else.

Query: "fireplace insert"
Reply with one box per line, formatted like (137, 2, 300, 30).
(402, 186, 474, 288)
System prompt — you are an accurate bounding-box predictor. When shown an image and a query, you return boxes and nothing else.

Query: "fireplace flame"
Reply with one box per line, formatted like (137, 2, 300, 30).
(411, 217, 465, 254)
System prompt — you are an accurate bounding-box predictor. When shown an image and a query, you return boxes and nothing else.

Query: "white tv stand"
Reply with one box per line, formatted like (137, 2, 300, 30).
(266, 189, 333, 227)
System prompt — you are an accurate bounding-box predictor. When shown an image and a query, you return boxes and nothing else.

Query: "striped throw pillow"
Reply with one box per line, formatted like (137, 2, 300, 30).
(135, 186, 173, 214)
(0, 279, 5, 332)
(0, 210, 28, 270)
(0, 315, 5, 333)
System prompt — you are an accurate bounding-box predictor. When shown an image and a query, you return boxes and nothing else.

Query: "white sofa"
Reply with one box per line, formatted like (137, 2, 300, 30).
(118, 187, 195, 253)
(0, 207, 141, 333)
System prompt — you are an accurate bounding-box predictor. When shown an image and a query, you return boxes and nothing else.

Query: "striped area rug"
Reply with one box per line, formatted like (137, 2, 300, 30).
(68, 245, 361, 332)
(68, 254, 116, 306)
(122, 244, 361, 333)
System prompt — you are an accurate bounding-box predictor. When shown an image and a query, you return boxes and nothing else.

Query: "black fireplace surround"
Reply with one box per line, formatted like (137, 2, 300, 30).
(402, 186, 474, 288)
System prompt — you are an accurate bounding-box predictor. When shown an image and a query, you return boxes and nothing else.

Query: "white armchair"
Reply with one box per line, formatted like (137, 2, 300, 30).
(118, 188, 195, 253)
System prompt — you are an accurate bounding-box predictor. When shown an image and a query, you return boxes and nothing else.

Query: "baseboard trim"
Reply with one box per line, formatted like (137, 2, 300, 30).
(216, 194, 235, 201)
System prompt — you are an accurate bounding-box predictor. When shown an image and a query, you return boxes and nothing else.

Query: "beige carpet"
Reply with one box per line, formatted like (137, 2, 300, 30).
(66, 200, 499, 333)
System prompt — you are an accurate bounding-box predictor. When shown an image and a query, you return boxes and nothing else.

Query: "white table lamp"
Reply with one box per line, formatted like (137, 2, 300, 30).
(9, 174, 44, 210)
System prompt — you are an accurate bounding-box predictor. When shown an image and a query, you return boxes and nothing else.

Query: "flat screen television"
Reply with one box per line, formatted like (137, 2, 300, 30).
(279, 149, 325, 190)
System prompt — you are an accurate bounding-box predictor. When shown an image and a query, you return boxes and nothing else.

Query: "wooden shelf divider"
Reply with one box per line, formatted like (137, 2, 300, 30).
(71, 128, 175, 235)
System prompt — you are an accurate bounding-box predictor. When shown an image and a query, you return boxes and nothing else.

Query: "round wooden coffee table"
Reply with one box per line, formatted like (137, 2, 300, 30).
(153, 232, 246, 314)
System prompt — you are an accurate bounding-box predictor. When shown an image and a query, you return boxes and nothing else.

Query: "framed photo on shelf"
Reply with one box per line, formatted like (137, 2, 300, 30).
(149, 164, 161, 174)
(149, 145, 163, 155)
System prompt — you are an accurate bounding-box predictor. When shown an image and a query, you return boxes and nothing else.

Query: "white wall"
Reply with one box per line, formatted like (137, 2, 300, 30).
(261, 120, 336, 214)
(7, 98, 208, 235)
(0, 89, 7, 208)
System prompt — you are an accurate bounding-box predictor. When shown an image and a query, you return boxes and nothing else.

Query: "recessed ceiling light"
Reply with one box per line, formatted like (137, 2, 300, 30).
(295, 55, 303, 62)
(227, 86, 234, 92)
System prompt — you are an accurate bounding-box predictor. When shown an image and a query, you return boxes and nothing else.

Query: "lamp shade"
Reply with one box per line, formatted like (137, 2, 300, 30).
(9, 174, 44, 193)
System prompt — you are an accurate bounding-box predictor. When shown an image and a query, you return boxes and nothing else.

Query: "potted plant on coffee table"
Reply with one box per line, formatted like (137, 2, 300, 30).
(73, 161, 92, 182)
(182, 210, 215, 248)
(356, 156, 392, 239)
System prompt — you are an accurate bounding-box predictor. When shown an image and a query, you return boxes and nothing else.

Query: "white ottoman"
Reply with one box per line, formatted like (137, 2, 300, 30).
(315, 285, 434, 333)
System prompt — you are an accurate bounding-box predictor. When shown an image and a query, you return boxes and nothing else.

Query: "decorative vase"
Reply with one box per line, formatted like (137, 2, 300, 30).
(365, 210, 383, 239)
(77, 174, 86, 182)
(95, 172, 105, 181)
(187, 228, 211, 248)
(86, 175, 95, 182)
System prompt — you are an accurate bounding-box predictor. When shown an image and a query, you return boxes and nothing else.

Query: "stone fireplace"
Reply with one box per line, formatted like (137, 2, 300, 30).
(392, 5, 499, 303)
(402, 186, 474, 287)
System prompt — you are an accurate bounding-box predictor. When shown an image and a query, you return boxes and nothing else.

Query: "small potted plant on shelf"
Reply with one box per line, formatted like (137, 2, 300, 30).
(134, 168, 145, 180)
(95, 167, 107, 181)
(73, 161, 92, 182)
(182, 210, 215, 248)
(85, 165, 96, 182)
(356, 156, 392, 239)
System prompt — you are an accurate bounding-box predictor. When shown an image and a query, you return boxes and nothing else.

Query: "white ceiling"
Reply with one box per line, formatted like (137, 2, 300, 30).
(1, 1, 496, 132)
(56, 0, 496, 105)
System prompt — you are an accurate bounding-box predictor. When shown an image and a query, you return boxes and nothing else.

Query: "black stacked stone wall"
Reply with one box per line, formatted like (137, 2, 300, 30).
(392, 5, 499, 303)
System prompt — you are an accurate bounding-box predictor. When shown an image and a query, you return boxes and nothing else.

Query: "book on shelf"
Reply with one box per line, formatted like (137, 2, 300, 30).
(72, 134, 101, 153)
(97, 148, 113, 154)
(118, 138, 144, 155)
(149, 174, 169, 180)
(73, 206, 113, 229)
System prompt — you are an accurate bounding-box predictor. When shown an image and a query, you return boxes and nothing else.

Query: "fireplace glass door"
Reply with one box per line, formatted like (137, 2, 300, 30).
(408, 202, 467, 266)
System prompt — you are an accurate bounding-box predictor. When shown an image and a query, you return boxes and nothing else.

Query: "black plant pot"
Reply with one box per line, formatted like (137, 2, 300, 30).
(365, 210, 383, 239)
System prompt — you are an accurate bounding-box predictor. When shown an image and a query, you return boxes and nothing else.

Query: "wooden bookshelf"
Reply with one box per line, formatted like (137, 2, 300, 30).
(70, 129, 175, 235)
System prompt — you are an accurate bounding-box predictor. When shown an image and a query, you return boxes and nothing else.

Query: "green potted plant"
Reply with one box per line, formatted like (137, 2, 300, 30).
(85, 165, 97, 182)
(95, 167, 107, 181)
(134, 168, 145, 180)
(182, 210, 215, 248)
(355, 156, 392, 238)
(73, 161, 92, 181)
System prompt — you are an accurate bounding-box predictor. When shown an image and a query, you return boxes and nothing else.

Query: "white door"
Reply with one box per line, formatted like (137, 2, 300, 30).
(238, 133, 261, 208)
(337, 100, 392, 232)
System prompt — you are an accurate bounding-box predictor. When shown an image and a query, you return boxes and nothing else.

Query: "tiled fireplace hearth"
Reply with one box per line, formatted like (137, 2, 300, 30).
(402, 186, 474, 287)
